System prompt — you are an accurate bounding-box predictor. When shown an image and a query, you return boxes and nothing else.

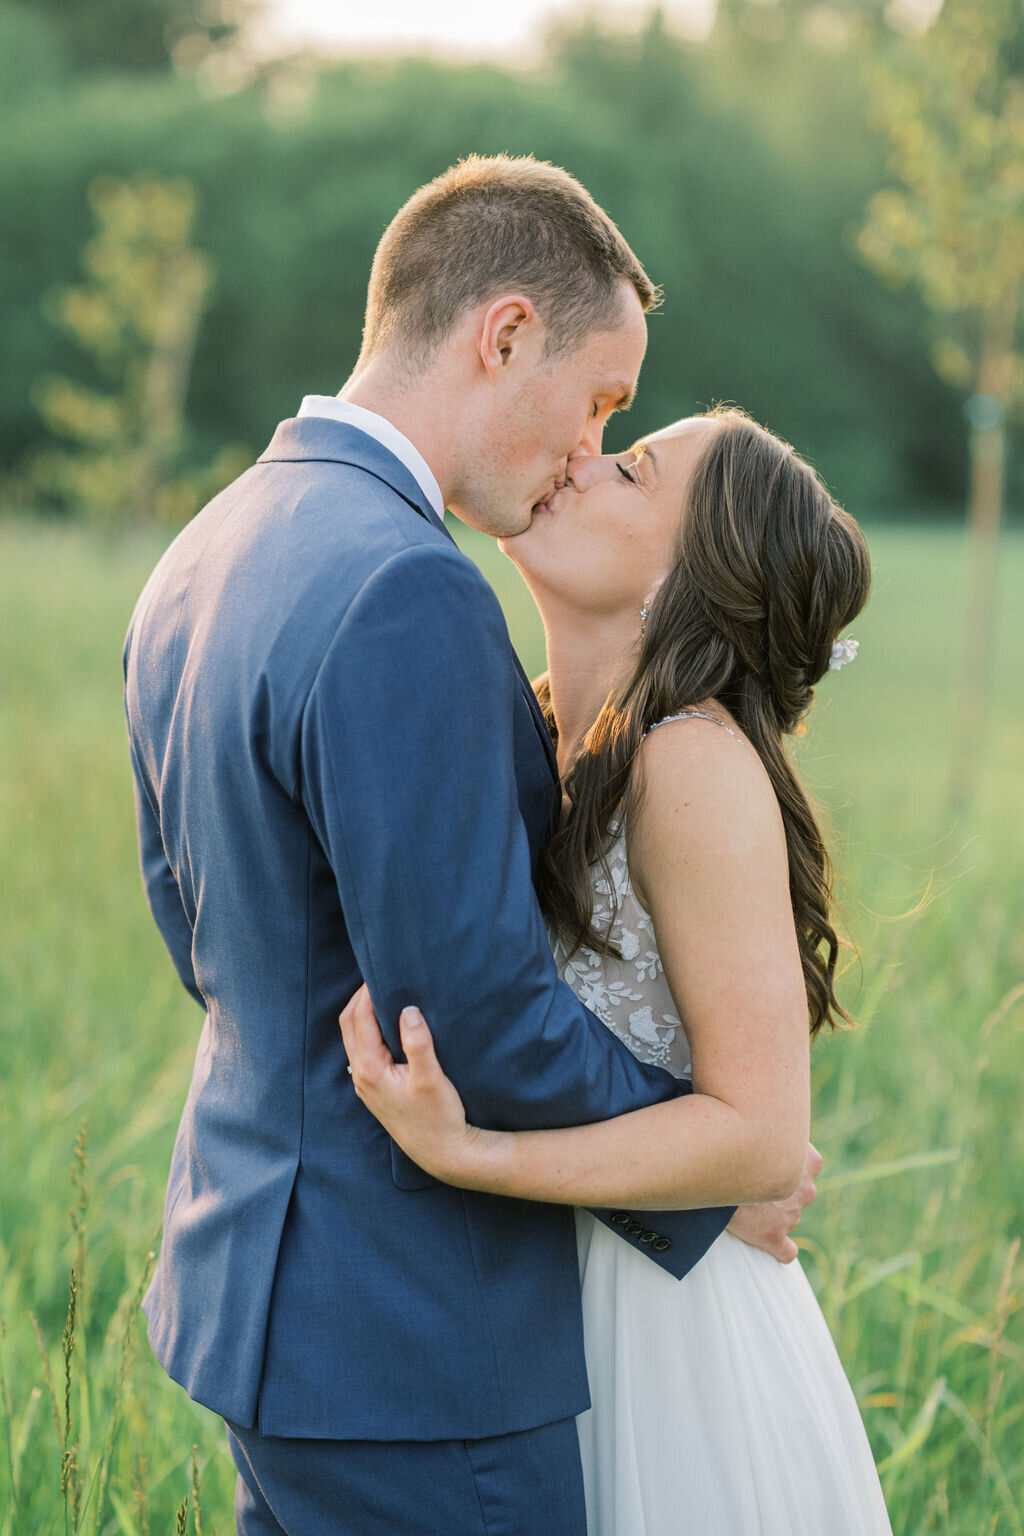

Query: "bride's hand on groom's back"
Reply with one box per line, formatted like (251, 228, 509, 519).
(339, 985, 500, 1187)
(726, 1142, 823, 1263)
(340, 983, 827, 1240)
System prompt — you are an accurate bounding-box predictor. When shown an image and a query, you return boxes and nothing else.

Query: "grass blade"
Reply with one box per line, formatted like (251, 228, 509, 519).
(940, 1383, 1024, 1536)
(92, 1247, 156, 1536)
(876, 1374, 945, 1473)
(30, 1310, 63, 1448)
(816, 1148, 960, 1192)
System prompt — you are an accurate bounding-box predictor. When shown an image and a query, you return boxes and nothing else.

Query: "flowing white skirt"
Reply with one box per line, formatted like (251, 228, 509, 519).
(575, 1211, 892, 1536)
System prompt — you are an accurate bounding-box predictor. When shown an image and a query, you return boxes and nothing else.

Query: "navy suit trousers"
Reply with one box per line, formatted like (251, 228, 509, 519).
(225, 1416, 587, 1536)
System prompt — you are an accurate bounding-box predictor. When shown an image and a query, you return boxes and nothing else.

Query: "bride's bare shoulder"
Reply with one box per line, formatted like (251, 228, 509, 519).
(638, 700, 763, 777)
(627, 701, 787, 903)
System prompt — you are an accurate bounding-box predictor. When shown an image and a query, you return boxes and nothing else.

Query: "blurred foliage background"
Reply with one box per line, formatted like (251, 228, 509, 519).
(1, 0, 1021, 527)
(1, 1, 1022, 1532)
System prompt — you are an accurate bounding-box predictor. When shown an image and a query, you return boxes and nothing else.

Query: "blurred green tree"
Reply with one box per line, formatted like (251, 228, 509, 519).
(0, 6, 979, 519)
(857, 0, 1024, 810)
(0, 2, 67, 105)
(540, 2, 961, 507)
(30, 174, 251, 527)
(18, 0, 260, 76)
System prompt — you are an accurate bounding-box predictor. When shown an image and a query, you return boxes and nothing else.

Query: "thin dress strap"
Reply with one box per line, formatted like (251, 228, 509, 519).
(643, 710, 739, 740)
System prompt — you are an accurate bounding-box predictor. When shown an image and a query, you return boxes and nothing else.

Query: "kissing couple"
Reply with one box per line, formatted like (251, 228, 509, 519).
(124, 154, 892, 1533)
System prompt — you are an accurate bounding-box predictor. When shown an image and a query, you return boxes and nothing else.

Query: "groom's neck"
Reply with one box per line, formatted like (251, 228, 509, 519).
(340, 359, 459, 502)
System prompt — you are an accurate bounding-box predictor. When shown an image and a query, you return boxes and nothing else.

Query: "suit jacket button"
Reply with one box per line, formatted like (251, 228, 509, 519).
(638, 1229, 657, 1245)
(626, 1220, 645, 1237)
(610, 1211, 631, 1226)
(652, 1237, 672, 1253)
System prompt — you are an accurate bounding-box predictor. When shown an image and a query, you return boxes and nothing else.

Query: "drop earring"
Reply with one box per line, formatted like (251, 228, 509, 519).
(640, 601, 650, 636)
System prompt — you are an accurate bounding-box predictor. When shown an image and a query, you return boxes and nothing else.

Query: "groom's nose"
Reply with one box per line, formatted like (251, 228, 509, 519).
(575, 416, 605, 457)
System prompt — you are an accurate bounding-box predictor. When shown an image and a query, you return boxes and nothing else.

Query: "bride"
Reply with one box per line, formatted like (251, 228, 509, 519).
(339, 404, 892, 1534)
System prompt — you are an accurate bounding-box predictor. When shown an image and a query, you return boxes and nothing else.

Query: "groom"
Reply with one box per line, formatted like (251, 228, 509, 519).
(125, 155, 818, 1534)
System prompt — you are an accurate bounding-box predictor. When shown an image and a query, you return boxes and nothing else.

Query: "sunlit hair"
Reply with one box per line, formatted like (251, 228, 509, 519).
(358, 153, 659, 371)
(536, 405, 872, 1037)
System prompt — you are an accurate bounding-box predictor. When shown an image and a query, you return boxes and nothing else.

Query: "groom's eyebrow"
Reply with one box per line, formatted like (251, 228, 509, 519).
(609, 381, 636, 412)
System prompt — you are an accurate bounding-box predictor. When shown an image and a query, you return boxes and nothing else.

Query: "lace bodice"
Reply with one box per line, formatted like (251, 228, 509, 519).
(551, 821, 693, 1078)
(550, 711, 743, 1081)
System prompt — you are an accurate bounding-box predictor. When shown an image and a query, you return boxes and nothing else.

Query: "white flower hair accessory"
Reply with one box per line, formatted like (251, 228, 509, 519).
(829, 636, 859, 671)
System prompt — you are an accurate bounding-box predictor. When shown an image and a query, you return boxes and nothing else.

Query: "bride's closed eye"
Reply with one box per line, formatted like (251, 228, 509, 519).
(617, 461, 638, 485)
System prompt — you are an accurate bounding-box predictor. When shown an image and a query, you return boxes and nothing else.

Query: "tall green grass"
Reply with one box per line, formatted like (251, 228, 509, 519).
(1, 516, 1021, 1532)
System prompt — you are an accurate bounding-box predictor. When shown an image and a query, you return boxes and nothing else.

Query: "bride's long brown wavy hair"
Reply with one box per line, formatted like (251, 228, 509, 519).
(535, 405, 872, 1037)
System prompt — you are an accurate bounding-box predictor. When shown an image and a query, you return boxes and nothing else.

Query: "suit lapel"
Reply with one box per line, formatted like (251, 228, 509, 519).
(510, 649, 559, 782)
(259, 417, 445, 535)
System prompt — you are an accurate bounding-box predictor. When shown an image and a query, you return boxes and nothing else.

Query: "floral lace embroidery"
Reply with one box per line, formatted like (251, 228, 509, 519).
(551, 713, 745, 1075)
(551, 819, 692, 1077)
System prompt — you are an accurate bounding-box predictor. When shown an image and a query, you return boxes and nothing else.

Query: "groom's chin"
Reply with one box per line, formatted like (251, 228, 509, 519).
(447, 498, 533, 539)
(486, 503, 537, 540)
(506, 508, 538, 539)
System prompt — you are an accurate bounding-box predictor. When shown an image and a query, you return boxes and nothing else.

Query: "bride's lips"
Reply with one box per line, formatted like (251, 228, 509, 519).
(532, 483, 566, 515)
(536, 487, 570, 514)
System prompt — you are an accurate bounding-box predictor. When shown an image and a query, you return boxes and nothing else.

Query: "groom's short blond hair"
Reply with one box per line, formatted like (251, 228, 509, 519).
(359, 154, 659, 370)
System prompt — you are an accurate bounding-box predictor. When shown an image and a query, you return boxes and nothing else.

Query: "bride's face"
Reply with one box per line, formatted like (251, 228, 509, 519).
(500, 417, 713, 621)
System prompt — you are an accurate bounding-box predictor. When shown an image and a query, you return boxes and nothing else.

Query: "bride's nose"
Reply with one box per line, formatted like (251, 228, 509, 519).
(565, 452, 625, 492)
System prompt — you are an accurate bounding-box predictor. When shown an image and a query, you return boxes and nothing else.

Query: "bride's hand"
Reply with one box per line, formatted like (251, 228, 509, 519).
(726, 1141, 823, 1262)
(339, 985, 499, 1187)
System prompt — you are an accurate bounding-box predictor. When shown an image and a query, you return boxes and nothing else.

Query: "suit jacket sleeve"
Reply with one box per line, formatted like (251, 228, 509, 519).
(127, 743, 205, 1007)
(126, 723, 205, 1011)
(301, 541, 735, 1265)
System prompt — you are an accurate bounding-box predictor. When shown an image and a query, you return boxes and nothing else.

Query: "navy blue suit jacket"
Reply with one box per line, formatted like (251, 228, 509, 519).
(124, 417, 733, 1439)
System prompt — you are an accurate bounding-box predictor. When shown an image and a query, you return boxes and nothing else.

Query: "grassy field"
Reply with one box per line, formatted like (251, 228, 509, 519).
(0, 515, 1021, 1533)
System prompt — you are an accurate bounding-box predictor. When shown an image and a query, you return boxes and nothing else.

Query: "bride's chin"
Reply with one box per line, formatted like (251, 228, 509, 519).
(498, 524, 536, 562)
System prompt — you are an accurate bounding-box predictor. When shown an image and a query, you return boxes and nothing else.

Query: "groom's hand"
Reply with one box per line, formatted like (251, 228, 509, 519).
(726, 1142, 823, 1263)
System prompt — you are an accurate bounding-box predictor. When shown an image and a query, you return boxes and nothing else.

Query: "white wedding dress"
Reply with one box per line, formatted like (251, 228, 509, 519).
(553, 712, 893, 1535)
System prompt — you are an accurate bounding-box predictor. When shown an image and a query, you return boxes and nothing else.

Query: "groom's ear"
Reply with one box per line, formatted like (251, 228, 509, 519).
(478, 294, 542, 379)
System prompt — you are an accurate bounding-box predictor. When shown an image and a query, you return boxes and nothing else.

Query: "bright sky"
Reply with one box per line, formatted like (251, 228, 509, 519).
(256, 0, 716, 59)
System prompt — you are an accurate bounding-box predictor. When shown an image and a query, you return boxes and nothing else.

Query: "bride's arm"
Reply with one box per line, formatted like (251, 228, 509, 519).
(341, 721, 811, 1210)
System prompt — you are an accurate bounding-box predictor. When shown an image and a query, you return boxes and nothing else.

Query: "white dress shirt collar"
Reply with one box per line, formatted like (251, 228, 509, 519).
(297, 395, 446, 527)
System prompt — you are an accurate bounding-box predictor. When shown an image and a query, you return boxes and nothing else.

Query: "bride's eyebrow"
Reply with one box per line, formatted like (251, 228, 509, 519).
(630, 443, 658, 475)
